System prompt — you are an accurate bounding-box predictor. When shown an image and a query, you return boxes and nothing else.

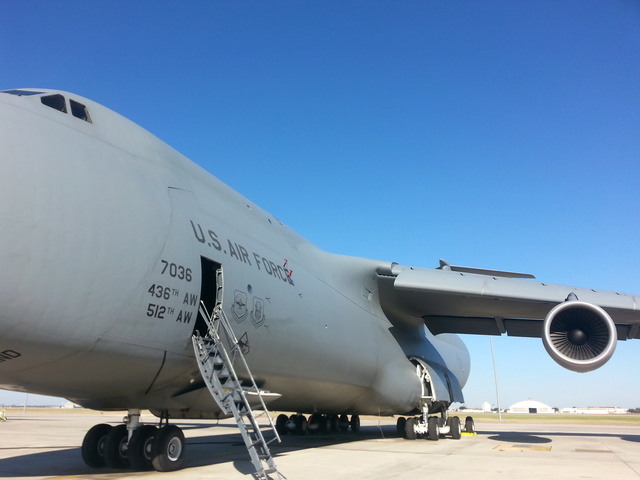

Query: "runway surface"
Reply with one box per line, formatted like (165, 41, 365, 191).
(0, 412, 639, 479)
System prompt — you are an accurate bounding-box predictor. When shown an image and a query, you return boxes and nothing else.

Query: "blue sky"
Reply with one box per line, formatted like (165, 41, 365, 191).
(1, 1, 639, 409)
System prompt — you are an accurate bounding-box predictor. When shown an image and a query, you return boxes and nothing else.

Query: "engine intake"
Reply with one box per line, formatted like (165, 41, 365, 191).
(542, 300, 617, 373)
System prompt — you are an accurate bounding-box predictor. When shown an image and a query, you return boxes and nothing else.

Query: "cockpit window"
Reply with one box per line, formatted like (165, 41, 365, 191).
(41, 94, 67, 113)
(70, 99, 92, 123)
(2, 90, 93, 124)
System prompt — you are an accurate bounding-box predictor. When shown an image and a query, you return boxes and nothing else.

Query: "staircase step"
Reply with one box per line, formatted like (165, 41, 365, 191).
(194, 300, 282, 480)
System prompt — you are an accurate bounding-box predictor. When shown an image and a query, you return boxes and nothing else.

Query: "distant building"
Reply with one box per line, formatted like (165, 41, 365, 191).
(458, 407, 484, 413)
(482, 402, 492, 413)
(560, 407, 628, 415)
(507, 400, 555, 414)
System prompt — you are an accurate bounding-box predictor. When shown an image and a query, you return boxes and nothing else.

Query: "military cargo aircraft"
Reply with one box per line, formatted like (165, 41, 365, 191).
(1, 89, 638, 476)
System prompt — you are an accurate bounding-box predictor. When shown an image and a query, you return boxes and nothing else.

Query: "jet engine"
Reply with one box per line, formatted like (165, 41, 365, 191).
(542, 300, 617, 373)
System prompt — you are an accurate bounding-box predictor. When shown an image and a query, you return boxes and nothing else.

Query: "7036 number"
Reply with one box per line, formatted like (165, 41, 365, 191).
(160, 260, 192, 282)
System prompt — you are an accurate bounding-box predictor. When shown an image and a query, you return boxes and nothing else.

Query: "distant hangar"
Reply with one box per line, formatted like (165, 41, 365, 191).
(507, 400, 554, 414)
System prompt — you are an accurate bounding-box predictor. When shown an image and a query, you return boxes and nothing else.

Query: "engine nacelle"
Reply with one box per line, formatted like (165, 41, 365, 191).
(542, 300, 617, 373)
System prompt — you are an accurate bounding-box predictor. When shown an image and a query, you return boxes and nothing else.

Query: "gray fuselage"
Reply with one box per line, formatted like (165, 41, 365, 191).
(0, 90, 469, 416)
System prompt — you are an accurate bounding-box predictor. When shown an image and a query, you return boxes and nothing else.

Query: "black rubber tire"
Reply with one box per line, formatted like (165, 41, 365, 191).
(404, 417, 417, 440)
(107, 424, 132, 468)
(465, 416, 475, 434)
(129, 425, 158, 470)
(104, 424, 130, 468)
(289, 413, 297, 427)
(350, 415, 360, 432)
(328, 414, 340, 433)
(294, 414, 308, 435)
(318, 414, 329, 434)
(151, 425, 186, 472)
(81, 423, 113, 468)
(450, 416, 461, 439)
(396, 417, 407, 438)
(427, 416, 439, 441)
(308, 414, 321, 434)
(276, 414, 289, 436)
(339, 414, 350, 432)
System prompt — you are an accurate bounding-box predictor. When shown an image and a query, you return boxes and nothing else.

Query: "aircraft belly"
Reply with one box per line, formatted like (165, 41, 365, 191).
(0, 338, 171, 404)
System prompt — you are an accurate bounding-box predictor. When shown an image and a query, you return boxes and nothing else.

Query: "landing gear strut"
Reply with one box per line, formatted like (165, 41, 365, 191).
(81, 410, 186, 472)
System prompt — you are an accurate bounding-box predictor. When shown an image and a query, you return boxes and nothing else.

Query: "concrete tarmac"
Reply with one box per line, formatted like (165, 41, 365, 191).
(0, 412, 639, 480)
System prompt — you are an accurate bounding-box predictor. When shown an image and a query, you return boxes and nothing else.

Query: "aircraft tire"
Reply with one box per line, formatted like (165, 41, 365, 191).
(129, 425, 158, 470)
(427, 417, 439, 441)
(294, 414, 308, 435)
(276, 414, 289, 435)
(449, 416, 462, 439)
(329, 414, 340, 432)
(319, 414, 330, 433)
(339, 414, 350, 432)
(308, 414, 321, 434)
(81, 423, 112, 468)
(151, 425, 185, 472)
(350, 415, 360, 432)
(404, 417, 417, 440)
(104, 424, 130, 468)
(465, 416, 475, 434)
(396, 417, 407, 438)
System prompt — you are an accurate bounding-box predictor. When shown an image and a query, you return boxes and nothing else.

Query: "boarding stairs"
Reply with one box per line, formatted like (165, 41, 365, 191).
(192, 295, 283, 480)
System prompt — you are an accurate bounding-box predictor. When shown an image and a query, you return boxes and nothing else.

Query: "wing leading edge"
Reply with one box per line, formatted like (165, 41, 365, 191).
(385, 264, 640, 339)
(376, 262, 639, 373)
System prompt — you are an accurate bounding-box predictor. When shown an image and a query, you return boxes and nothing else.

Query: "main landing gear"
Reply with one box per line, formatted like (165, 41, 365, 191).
(81, 410, 186, 472)
(275, 413, 360, 436)
(396, 411, 474, 441)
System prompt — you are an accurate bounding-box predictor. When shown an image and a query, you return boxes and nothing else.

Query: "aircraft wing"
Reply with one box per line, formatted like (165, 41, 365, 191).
(377, 262, 640, 372)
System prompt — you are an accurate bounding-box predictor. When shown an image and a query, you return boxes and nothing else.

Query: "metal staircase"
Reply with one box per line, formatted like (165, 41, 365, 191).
(192, 279, 283, 480)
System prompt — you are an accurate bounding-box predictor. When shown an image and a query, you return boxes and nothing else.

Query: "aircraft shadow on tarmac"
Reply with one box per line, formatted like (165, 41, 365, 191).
(484, 430, 640, 444)
(486, 432, 552, 444)
(0, 424, 398, 478)
(2, 424, 639, 478)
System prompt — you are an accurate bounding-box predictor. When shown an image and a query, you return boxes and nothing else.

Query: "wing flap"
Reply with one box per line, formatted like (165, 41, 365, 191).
(422, 315, 545, 338)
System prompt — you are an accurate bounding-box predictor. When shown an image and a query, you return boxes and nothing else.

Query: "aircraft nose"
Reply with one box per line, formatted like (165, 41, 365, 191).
(0, 96, 36, 346)
(0, 93, 111, 341)
(0, 94, 59, 338)
(0, 91, 172, 345)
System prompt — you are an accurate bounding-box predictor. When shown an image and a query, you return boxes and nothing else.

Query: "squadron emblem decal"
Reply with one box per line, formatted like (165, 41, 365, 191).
(251, 297, 265, 328)
(232, 290, 248, 323)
